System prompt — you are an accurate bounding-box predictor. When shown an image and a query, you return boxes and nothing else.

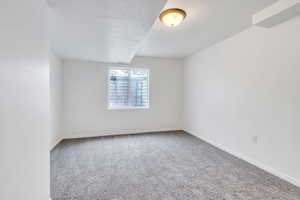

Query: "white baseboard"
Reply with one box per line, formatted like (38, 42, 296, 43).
(51, 129, 181, 150)
(63, 129, 182, 140)
(50, 137, 64, 151)
(184, 129, 300, 188)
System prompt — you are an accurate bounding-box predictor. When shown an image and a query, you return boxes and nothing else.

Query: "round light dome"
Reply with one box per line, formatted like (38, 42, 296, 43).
(159, 8, 187, 27)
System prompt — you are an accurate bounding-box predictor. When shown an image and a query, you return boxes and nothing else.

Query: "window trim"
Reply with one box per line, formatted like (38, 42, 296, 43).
(107, 67, 150, 110)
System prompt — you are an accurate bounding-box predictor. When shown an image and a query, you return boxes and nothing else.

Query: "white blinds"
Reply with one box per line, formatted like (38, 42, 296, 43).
(108, 68, 149, 109)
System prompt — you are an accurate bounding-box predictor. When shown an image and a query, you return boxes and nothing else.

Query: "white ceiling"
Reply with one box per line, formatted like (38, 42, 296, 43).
(48, 0, 167, 63)
(137, 0, 278, 58)
(49, 0, 278, 63)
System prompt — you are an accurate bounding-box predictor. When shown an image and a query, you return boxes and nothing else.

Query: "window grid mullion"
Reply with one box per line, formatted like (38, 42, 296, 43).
(128, 69, 132, 106)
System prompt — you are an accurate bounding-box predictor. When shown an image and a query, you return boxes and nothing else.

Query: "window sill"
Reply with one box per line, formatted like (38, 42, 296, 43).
(108, 106, 149, 110)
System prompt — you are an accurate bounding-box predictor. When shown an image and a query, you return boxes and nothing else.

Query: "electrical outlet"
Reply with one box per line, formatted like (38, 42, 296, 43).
(252, 136, 258, 144)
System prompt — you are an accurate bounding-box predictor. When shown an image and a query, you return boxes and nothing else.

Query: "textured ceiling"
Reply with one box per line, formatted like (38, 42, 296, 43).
(137, 0, 278, 58)
(49, 0, 278, 62)
(48, 0, 167, 63)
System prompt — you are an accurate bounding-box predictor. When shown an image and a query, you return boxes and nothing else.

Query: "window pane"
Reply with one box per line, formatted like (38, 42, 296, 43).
(129, 69, 148, 107)
(108, 69, 129, 107)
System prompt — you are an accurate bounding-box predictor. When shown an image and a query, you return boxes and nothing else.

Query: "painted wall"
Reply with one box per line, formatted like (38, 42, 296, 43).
(62, 56, 183, 138)
(50, 53, 64, 149)
(0, 0, 50, 199)
(184, 17, 300, 186)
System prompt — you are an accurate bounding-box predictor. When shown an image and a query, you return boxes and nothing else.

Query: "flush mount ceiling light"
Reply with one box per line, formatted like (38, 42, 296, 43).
(159, 8, 187, 27)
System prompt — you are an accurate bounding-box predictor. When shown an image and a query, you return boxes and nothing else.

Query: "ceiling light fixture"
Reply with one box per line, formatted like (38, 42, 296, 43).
(159, 8, 187, 27)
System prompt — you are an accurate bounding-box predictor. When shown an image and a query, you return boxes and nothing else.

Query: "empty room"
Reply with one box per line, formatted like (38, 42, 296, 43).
(1, 0, 300, 199)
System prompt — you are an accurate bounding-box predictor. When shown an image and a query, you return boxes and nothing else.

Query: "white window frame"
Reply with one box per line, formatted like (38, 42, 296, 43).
(107, 67, 150, 110)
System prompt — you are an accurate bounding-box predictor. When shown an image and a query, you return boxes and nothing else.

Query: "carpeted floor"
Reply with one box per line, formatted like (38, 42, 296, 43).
(51, 131, 300, 200)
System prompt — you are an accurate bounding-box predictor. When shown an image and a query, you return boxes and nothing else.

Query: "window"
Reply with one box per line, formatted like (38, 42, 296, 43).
(108, 67, 149, 109)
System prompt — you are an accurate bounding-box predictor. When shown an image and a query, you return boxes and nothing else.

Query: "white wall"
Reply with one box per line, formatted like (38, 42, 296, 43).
(50, 53, 64, 149)
(184, 17, 300, 186)
(62, 56, 183, 138)
(0, 0, 50, 199)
